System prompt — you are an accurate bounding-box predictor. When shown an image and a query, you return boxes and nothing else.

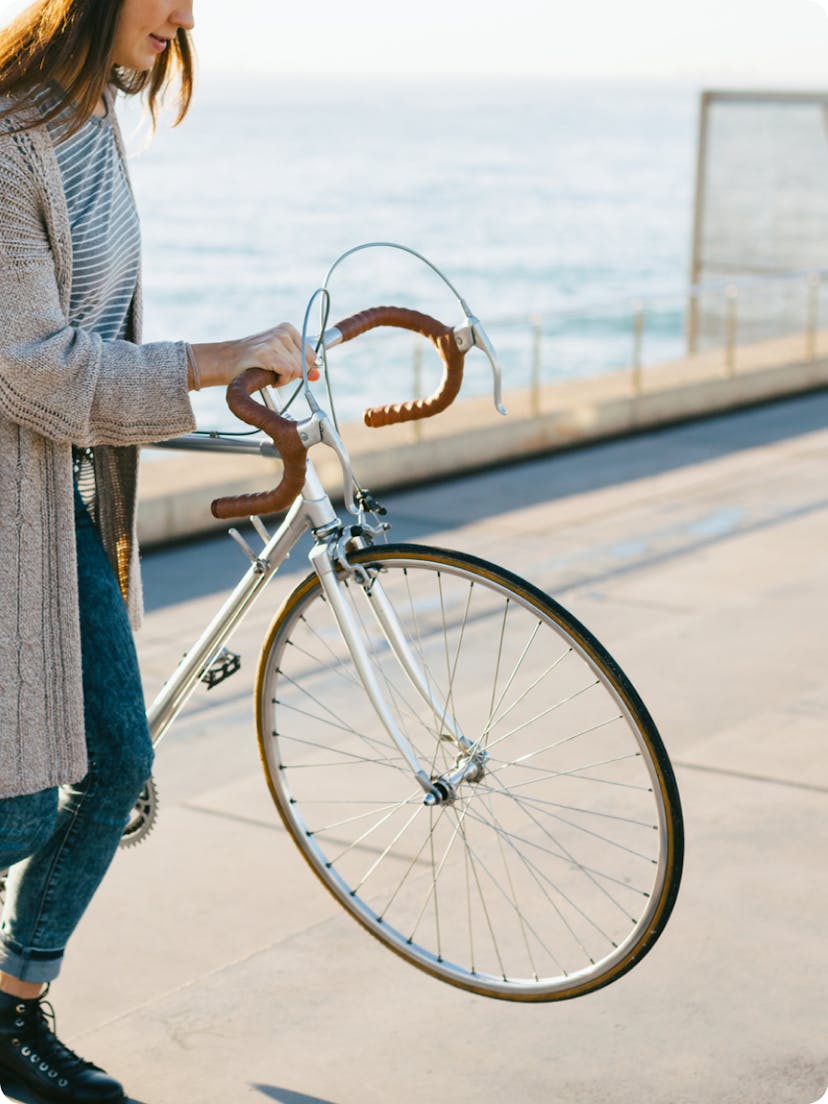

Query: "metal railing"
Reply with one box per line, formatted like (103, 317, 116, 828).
(402, 268, 828, 410)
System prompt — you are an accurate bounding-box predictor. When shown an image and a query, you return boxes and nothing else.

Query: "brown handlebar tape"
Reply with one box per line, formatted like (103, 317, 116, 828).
(333, 306, 466, 427)
(210, 308, 465, 519)
(210, 367, 307, 520)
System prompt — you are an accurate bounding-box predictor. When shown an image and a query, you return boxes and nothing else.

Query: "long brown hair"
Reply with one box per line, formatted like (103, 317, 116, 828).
(0, 0, 195, 134)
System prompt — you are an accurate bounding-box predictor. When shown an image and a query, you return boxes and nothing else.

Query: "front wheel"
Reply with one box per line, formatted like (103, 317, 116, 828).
(256, 544, 683, 1001)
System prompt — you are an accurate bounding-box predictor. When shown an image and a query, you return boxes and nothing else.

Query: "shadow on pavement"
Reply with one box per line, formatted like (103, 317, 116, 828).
(142, 390, 828, 611)
(251, 1087, 341, 1104)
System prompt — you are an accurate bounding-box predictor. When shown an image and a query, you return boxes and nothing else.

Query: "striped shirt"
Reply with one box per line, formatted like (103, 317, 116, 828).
(34, 84, 142, 495)
(36, 84, 141, 341)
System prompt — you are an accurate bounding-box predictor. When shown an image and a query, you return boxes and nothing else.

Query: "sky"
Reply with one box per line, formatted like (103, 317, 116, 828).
(0, 0, 827, 84)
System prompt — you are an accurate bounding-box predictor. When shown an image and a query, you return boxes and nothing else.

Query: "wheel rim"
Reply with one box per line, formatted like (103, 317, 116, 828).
(258, 547, 681, 1000)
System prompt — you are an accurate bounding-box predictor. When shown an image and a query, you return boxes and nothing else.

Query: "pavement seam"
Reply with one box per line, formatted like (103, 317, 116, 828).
(70, 908, 343, 1044)
(541, 490, 828, 598)
(178, 801, 280, 832)
(674, 760, 828, 795)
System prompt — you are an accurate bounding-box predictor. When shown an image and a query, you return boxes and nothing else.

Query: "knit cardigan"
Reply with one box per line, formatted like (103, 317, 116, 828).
(0, 98, 196, 798)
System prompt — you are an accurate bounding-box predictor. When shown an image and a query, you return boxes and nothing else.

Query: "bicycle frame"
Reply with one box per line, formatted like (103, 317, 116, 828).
(148, 275, 509, 801)
(146, 437, 471, 802)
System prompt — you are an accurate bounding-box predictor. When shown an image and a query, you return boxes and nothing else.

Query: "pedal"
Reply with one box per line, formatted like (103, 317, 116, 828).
(201, 647, 241, 689)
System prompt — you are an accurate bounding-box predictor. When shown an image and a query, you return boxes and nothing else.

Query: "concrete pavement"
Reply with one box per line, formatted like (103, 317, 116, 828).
(5, 392, 828, 1104)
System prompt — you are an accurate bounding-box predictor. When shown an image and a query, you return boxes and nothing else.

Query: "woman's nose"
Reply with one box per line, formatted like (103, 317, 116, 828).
(171, 4, 195, 31)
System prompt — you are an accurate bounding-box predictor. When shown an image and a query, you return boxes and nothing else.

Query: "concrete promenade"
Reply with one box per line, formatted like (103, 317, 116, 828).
(5, 392, 828, 1104)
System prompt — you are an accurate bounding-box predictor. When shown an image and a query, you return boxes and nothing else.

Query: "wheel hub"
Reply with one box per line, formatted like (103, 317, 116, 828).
(423, 750, 488, 806)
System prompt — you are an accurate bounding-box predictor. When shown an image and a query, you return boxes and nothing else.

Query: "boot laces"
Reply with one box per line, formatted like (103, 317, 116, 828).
(20, 986, 98, 1075)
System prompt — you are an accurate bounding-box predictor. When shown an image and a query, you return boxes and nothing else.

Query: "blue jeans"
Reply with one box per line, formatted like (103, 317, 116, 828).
(0, 487, 153, 982)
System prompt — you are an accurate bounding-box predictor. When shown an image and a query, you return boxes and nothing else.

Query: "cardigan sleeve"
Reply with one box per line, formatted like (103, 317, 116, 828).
(0, 142, 196, 448)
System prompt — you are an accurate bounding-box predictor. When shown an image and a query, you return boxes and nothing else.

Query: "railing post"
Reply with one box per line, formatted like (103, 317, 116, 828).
(806, 272, 820, 364)
(412, 343, 423, 441)
(530, 315, 542, 416)
(631, 300, 645, 395)
(724, 285, 738, 377)
(686, 285, 699, 359)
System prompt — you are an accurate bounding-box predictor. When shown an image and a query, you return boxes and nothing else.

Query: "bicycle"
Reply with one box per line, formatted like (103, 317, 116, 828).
(4, 245, 684, 1003)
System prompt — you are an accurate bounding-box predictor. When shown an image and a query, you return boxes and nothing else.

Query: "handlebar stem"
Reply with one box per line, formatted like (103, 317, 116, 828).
(292, 408, 360, 515)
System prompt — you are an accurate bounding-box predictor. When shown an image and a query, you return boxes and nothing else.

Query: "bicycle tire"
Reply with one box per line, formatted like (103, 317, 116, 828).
(256, 544, 683, 1001)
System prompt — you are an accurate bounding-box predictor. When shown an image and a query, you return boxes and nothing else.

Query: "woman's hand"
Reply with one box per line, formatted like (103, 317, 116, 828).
(189, 324, 320, 391)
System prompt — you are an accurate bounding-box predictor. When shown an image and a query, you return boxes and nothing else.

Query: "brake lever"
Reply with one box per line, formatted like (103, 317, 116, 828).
(452, 314, 507, 416)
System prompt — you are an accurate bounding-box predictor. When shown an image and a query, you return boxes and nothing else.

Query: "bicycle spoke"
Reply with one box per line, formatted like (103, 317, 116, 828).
(479, 622, 545, 733)
(487, 789, 540, 980)
(483, 678, 601, 751)
(275, 727, 409, 774)
(429, 815, 443, 961)
(489, 714, 625, 770)
(483, 787, 657, 829)
(283, 629, 363, 693)
(302, 798, 423, 836)
(378, 807, 454, 921)
(452, 796, 568, 976)
(484, 752, 648, 790)
(437, 571, 470, 746)
(466, 793, 604, 968)
(277, 657, 420, 772)
(487, 598, 510, 735)
(467, 799, 645, 898)
(471, 782, 650, 911)
(405, 802, 470, 944)
(260, 548, 682, 999)
(402, 568, 448, 764)
(484, 645, 573, 738)
(328, 797, 424, 870)
(451, 804, 509, 980)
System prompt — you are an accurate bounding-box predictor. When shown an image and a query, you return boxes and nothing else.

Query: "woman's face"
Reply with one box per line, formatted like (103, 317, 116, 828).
(111, 1, 195, 71)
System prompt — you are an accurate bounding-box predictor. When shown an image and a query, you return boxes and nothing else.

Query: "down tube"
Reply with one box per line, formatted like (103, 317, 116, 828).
(146, 495, 308, 748)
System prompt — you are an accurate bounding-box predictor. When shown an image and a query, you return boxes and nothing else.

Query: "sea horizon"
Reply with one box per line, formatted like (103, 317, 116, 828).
(124, 76, 699, 430)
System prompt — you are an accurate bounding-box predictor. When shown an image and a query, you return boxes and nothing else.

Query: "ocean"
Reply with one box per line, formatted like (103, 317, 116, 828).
(122, 77, 699, 431)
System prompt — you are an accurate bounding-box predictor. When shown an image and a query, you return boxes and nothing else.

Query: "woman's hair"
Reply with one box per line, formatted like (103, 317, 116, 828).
(0, 0, 194, 133)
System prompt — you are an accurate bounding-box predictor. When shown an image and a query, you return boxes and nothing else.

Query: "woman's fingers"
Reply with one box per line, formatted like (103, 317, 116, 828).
(250, 324, 319, 382)
(188, 325, 321, 391)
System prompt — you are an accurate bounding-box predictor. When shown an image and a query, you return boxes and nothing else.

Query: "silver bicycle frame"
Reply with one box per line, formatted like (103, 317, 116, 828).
(146, 451, 328, 749)
(145, 441, 458, 798)
(146, 265, 509, 795)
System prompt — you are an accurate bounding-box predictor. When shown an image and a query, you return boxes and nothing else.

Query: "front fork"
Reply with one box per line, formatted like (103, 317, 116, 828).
(308, 538, 486, 806)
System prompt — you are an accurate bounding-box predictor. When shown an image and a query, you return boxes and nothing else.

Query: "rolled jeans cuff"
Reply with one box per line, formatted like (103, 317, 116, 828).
(0, 933, 64, 983)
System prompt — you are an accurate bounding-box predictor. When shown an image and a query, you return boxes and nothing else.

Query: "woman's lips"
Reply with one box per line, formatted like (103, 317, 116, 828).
(149, 34, 169, 52)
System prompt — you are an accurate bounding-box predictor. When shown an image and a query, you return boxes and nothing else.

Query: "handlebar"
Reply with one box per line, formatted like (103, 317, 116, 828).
(210, 367, 307, 519)
(210, 305, 472, 520)
(334, 306, 464, 427)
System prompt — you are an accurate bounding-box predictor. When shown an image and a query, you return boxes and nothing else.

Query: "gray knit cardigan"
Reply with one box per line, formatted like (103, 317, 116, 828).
(0, 98, 196, 798)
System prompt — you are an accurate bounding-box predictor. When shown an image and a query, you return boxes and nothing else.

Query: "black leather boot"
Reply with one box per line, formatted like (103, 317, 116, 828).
(0, 988, 124, 1103)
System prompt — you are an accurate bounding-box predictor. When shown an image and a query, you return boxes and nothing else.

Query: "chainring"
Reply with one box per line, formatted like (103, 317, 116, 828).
(119, 776, 159, 848)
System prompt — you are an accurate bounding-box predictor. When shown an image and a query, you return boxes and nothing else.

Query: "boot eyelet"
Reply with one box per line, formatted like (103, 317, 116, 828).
(59, 1078, 68, 1087)
(14, 1018, 23, 1027)
(21, 1045, 30, 1055)
(15, 1003, 25, 1013)
(48, 1070, 58, 1078)
(40, 1061, 49, 1070)
(11, 1038, 19, 1047)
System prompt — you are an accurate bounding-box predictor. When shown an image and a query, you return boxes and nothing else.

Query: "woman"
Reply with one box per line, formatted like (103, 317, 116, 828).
(0, 3, 313, 1101)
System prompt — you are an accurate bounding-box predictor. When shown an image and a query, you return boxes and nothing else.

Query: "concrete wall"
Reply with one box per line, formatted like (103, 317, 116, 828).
(137, 330, 828, 546)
